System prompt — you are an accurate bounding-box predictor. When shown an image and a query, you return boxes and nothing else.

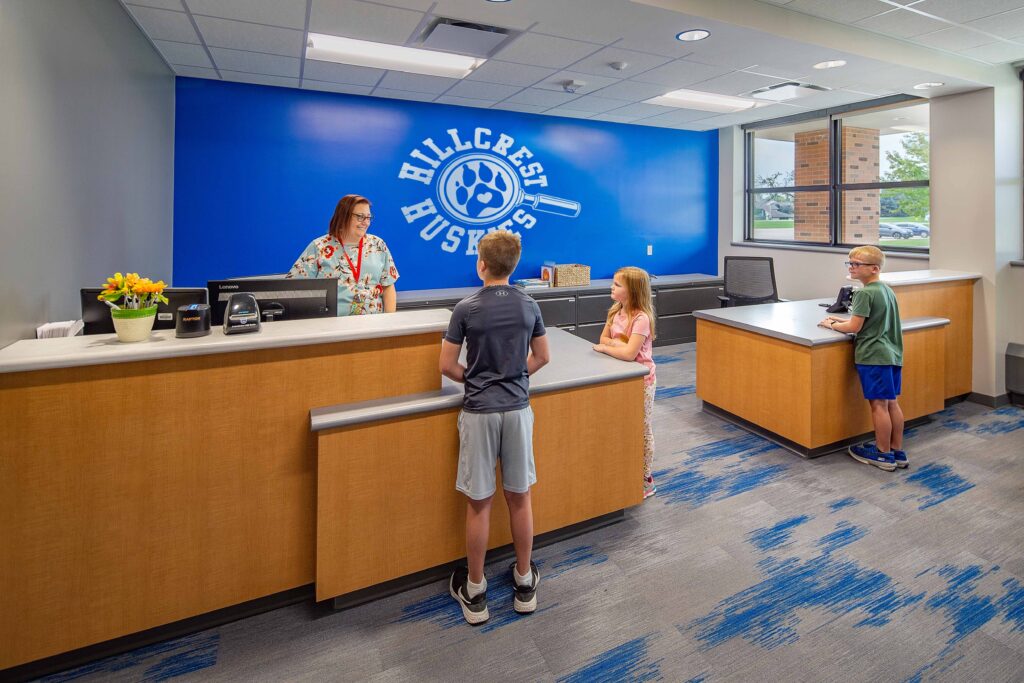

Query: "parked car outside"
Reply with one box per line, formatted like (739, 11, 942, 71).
(878, 222, 914, 239)
(895, 221, 930, 237)
(763, 200, 794, 220)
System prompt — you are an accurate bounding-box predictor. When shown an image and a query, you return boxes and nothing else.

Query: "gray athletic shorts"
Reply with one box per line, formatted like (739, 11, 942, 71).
(456, 406, 536, 500)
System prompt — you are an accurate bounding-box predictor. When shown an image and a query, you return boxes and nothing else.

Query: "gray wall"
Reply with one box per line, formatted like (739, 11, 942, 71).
(0, 0, 175, 348)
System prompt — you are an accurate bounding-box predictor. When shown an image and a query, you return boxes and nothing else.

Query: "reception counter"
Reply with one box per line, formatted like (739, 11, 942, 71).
(694, 299, 949, 456)
(0, 311, 647, 672)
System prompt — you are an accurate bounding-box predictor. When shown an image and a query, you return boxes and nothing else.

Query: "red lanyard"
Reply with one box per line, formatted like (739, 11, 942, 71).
(341, 237, 363, 283)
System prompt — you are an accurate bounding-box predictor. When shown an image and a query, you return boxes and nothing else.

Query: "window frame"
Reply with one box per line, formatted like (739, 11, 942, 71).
(743, 95, 930, 253)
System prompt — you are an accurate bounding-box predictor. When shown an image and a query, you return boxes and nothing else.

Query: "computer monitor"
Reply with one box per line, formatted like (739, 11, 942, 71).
(206, 277, 338, 325)
(80, 287, 209, 335)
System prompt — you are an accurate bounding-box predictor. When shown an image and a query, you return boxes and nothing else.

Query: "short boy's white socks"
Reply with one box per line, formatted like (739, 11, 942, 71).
(514, 565, 532, 587)
(466, 576, 487, 599)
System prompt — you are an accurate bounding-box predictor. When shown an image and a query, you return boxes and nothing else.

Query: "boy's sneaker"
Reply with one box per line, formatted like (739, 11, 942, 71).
(511, 561, 540, 614)
(892, 449, 909, 469)
(449, 566, 489, 625)
(848, 443, 897, 471)
(643, 476, 657, 499)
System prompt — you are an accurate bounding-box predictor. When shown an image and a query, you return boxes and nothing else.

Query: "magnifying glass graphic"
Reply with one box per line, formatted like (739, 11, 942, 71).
(436, 153, 581, 226)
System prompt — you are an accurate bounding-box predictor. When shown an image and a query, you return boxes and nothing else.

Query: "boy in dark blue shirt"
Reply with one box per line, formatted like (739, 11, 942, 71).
(439, 231, 550, 625)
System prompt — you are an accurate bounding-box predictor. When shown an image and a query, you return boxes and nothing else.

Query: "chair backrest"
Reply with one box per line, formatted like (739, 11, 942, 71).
(723, 256, 779, 305)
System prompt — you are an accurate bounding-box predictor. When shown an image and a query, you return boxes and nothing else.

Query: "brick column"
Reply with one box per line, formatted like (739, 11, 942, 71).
(794, 129, 830, 242)
(841, 126, 880, 243)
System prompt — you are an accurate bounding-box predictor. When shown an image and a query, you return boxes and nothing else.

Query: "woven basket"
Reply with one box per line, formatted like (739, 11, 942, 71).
(553, 264, 590, 287)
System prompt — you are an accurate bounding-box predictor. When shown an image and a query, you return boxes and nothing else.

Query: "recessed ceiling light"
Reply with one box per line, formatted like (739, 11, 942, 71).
(676, 29, 710, 42)
(813, 60, 846, 69)
(306, 33, 483, 79)
(645, 88, 764, 113)
(486, 0, 511, 3)
(913, 82, 944, 90)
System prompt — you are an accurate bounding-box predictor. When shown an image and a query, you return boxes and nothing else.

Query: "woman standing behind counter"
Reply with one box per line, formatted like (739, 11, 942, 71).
(287, 194, 399, 315)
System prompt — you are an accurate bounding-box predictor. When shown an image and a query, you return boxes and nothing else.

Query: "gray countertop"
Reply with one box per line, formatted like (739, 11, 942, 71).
(309, 327, 649, 431)
(693, 299, 949, 347)
(397, 273, 722, 305)
(0, 308, 451, 374)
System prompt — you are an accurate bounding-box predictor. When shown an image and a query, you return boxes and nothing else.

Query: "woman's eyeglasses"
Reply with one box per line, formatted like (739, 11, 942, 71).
(353, 213, 373, 223)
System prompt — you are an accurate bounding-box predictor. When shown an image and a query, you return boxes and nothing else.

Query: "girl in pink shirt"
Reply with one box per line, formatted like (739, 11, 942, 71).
(592, 267, 658, 499)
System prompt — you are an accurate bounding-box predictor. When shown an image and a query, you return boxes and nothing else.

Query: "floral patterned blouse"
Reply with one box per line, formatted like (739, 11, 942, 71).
(286, 233, 399, 315)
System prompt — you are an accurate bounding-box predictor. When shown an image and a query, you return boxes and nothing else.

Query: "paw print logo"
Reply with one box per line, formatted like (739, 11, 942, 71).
(438, 153, 517, 224)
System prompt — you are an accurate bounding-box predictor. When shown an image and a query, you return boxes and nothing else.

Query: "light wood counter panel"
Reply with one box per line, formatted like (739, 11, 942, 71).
(0, 333, 440, 670)
(697, 320, 945, 450)
(316, 379, 645, 601)
(891, 280, 973, 398)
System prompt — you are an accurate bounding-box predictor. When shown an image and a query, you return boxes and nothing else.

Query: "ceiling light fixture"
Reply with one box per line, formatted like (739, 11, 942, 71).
(645, 88, 764, 113)
(486, 0, 512, 3)
(913, 82, 944, 90)
(813, 60, 846, 69)
(748, 81, 830, 102)
(676, 29, 710, 42)
(306, 33, 483, 79)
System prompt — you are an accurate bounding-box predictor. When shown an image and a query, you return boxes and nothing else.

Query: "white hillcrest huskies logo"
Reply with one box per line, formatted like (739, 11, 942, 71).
(398, 127, 581, 255)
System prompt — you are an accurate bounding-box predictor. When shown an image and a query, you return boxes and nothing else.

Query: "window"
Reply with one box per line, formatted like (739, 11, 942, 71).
(745, 99, 930, 251)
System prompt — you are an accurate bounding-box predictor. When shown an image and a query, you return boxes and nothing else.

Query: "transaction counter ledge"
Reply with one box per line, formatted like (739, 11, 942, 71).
(311, 327, 647, 607)
(694, 300, 949, 458)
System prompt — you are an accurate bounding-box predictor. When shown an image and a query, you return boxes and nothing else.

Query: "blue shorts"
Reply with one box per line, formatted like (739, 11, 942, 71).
(855, 364, 902, 400)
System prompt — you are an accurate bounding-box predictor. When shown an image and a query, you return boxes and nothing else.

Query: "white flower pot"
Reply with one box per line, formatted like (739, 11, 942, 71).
(111, 306, 157, 342)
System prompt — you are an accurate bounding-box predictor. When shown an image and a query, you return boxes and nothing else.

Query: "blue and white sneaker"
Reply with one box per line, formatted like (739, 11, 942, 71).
(892, 449, 909, 469)
(848, 443, 897, 471)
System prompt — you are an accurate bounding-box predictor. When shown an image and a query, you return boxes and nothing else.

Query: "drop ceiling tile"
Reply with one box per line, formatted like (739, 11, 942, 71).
(546, 94, 625, 113)
(425, 0, 540, 32)
(435, 95, 495, 109)
(127, 0, 184, 10)
(565, 47, 673, 79)
(958, 40, 1024, 63)
(631, 59, 732, 88)
(855, 8, 948, 38)
(769, 88, 869, 109)
(494, 33, 602, 69)
(465, 61, 557, 88)
(377, 71, 459, 94)
(208, 47, 300, 77)
(588, 79, 670, 102)
(503, 88, 583, 107)
(532, 70, 619, 94)
(966, 8, 1024, 40)
(600, 102, 677, 119)
(302, 81, 375, 96)
(445, 81, 522, 100)
(173, 65, 220, 79)
(154, 40, 212, 67)
(497, 0, 634, 42)
(126, 6, 199, 43)
(187, 0, 307, 29)
(783, 0, 891, 23)
(220, 70, 300, 88)
(914, 26, 995, 51)
(372, 88, 438, 102)
(910, 0, 1024, 24)
(689, 70, 791, 96)
(543, 107, 595, 119)
(494, 103, 548, 115)
(589, 113, 644, 124)
(195, 15, 304, 57)
(303, 60, 384, 86)
(365, 0, 434, 10)
(309, 0, 425, 45)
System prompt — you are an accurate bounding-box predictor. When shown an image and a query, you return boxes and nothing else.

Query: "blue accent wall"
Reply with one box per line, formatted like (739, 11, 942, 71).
(173, 78, 718, 290)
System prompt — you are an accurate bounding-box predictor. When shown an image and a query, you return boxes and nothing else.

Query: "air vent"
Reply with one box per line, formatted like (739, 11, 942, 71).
(420, 18, 511, 58)
(747, 81, 831, 102)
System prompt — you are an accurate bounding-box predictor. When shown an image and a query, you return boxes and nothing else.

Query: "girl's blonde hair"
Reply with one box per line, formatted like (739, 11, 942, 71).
(607, 266, 656, 340)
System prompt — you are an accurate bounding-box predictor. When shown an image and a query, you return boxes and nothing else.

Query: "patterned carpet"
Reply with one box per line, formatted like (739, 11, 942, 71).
(39, 343, 1024, 682)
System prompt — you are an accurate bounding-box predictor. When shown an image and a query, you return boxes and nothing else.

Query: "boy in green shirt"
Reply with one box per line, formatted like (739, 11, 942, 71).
(820, 245, 906, 471)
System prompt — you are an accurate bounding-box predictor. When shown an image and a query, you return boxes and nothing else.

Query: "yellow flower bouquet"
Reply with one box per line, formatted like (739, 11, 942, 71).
(98, 272, 169, 342)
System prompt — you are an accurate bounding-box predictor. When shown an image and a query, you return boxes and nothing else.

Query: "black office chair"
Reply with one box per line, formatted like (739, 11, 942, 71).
(718, 256, 781, 307)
